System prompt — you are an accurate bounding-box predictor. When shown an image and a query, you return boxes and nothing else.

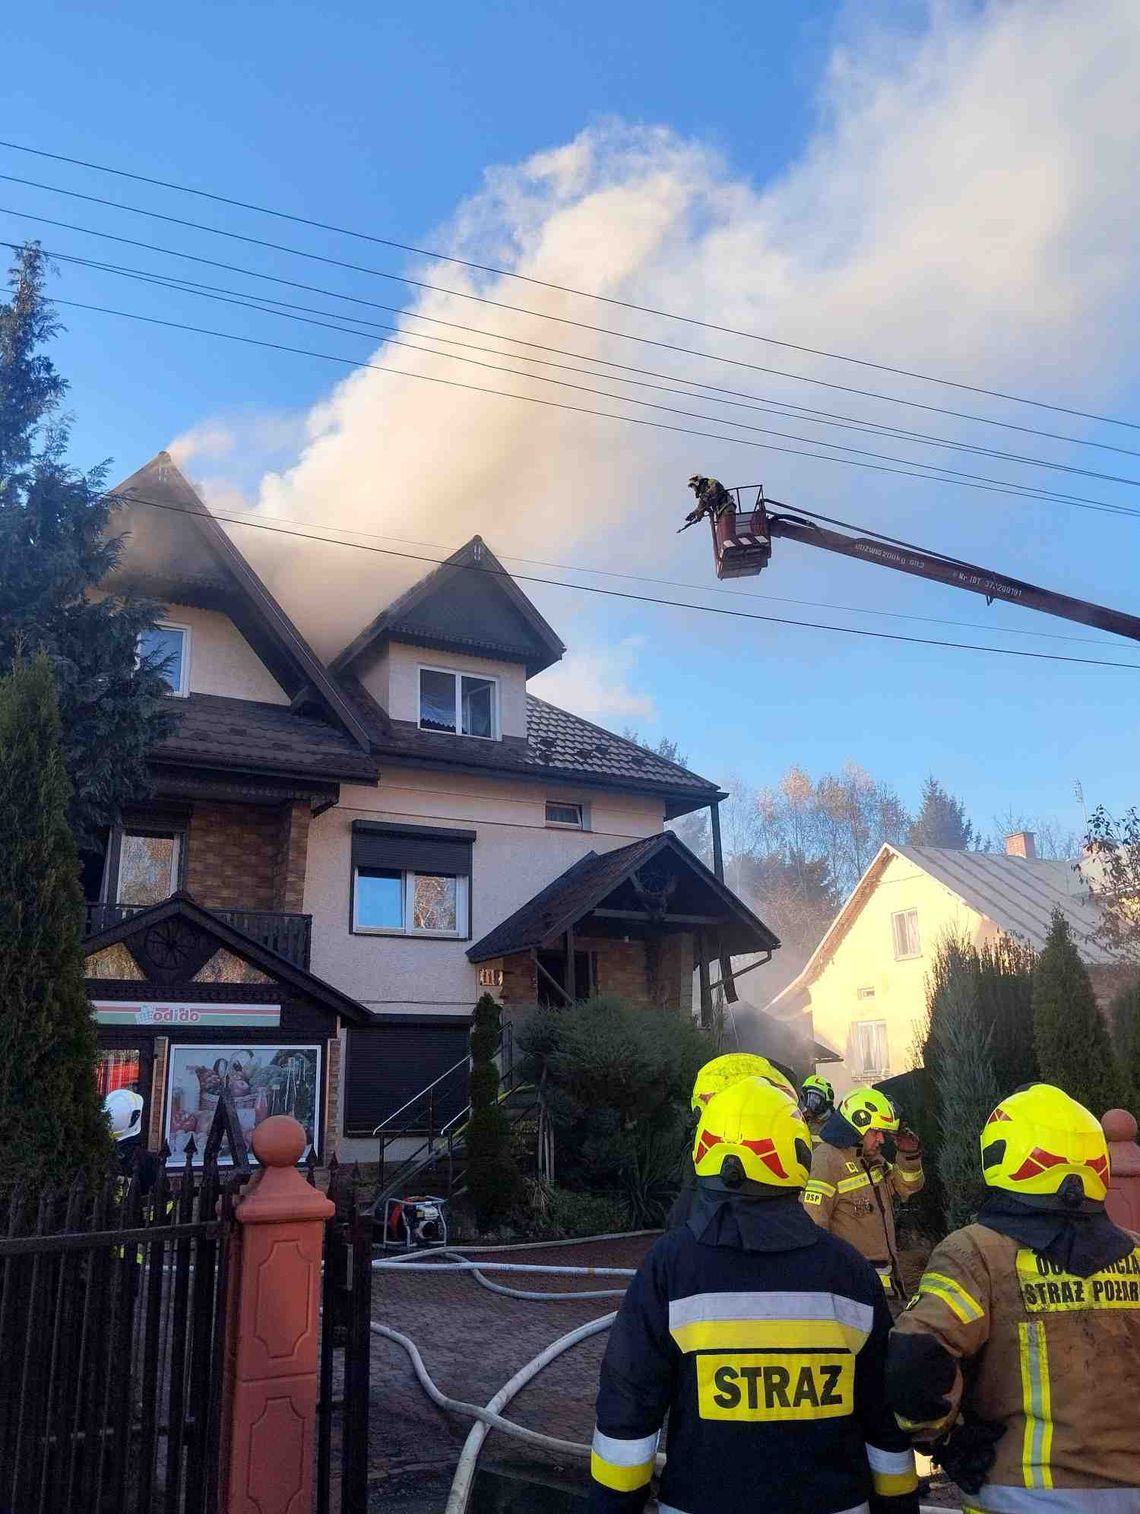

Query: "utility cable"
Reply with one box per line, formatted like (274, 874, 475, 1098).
(31, 243, 1140, 494)
(3, 187, 1137, 456)
(3, 137, 1137, 432)
(101, 484, 1140, 672)
(48, 292, 1140, 523)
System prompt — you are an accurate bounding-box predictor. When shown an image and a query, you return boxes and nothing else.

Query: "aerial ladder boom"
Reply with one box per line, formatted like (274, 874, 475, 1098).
(682, 476, 1140, 644)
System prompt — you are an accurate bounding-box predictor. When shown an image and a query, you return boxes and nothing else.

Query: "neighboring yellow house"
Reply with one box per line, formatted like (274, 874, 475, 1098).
(766, 833, 1118, 1098)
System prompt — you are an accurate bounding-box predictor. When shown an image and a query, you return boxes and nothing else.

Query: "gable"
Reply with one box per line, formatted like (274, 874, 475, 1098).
(333, 536, 565, 678)
(102, 453, 370, 747)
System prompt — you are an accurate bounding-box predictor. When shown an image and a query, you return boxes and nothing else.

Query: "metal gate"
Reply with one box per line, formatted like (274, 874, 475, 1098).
(0, 1100, 247, 1514)
(316, 1163, 373, 1514)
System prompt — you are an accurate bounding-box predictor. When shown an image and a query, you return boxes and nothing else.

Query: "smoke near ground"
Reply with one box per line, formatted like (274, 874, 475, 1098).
(172, 1, 1140, 704)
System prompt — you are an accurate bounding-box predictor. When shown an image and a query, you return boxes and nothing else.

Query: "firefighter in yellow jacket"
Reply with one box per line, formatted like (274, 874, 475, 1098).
(802, 1088, 925, 1303)
(887, 1083, 1140, 1511)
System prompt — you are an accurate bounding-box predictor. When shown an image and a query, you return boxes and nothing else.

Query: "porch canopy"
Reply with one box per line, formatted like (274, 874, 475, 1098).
(467, 833, 779, 1014)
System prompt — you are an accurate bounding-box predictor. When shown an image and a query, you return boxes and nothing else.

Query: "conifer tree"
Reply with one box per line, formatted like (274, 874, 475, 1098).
(465, 994, 521, 1228)
(978, 937, 1038, 1096)
(0, 244, 172, 848)
(908, 777, 976, 849)
(1109, 980, 1140, 1113)
(0, 654, 112, 1193)
(925, 933, 999, 1228)
(1033, 910, 1127, 1115)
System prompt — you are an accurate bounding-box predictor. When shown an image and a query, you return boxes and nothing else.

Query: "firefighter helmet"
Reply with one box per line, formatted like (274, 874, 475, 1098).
(980, 1083, 1110, 1204)
(693, 1077, 812, 1189)
(800, 1074, 835, 1117)
(691, 1053, 796, 1112)
(839, 1087, 900, 1134)
(103, 1088, 144, 1142)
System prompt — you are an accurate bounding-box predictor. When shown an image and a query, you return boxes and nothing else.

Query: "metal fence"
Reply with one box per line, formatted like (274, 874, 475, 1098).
(316, 1162, 373, 1514)
(0, 1100, 248, 1514)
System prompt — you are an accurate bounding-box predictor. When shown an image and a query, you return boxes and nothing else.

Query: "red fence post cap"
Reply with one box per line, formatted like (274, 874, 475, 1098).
(1103, 1108, 1139, 1143)
(252, 1114, 307, 1168)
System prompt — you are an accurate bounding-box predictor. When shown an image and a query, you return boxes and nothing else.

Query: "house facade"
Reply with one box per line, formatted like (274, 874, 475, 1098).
(86, 454, 778, 1163)
(766, 833, 1127, 1099)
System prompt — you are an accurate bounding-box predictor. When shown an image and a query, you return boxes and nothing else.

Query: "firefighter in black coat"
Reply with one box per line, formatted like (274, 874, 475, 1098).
(589, 1077, 919, 1514)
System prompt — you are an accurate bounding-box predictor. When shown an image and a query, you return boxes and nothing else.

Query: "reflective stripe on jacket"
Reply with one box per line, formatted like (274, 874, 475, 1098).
(890, 1222, 1140, 1509)
(802, 1138, 923, 1280)
(588, 1216, 917, 1514)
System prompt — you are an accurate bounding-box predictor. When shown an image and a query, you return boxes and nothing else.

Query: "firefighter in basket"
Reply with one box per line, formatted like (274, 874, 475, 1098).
(589, 1076, 918, 1514)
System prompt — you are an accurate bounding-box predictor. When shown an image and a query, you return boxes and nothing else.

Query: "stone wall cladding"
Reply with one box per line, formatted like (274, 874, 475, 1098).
(185, 803, 280, 911)
(324, 1033, 341, 1157)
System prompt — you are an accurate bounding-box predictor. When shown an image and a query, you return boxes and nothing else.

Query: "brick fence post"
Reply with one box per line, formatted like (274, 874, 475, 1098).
(1102, 1108, 1140, 1231)
(224, 1115, 334, 1514)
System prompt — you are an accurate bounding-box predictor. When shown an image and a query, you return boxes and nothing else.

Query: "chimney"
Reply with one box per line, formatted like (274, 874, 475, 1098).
(1005, 831, 1037, 860)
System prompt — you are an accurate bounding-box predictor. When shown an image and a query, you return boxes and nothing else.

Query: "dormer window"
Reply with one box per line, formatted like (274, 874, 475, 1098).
(419, 668, 497, 739)
(138, 623, 189, 697)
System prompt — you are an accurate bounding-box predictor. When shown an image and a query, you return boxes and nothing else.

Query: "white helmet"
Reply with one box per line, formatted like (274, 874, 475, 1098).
(103, 1088, 144, 1142)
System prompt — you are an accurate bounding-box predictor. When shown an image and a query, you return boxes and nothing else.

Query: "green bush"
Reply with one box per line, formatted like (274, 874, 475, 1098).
(1110, 980, 1140, 1113)
(518, 994, 709, 1203)
(529, 1184, 632, 1240)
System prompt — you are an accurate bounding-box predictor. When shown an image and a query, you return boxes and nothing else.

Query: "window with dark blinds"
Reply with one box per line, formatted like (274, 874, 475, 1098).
(351, 821, 474, 876)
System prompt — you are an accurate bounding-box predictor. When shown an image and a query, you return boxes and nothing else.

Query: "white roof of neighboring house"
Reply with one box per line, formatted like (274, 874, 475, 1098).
(769, 842, 1116, 1015)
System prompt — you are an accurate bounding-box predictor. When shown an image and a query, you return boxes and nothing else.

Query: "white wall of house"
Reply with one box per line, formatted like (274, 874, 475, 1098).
(356, 640, 528, 738)
(305, 768, 665, 1014)
(161, 602, 290, 704)
(805, 850, 990, 1098)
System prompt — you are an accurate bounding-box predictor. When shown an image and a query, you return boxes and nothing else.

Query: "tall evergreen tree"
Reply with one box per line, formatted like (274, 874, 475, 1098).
(0, 654, 112, 1192)
(925, 933, 999, 1228)
(1109, 980, 1140, 1112)
(0, 244, 172, 848)
(908, 776, 976, 849)
(464, 994, 521, 1229)
(977, 937, 1039, 1096)
(1033, 910, 1127, 1115)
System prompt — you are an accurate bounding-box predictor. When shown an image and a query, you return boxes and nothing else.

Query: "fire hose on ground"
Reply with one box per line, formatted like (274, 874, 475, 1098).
(373, 1244, 951, 1513)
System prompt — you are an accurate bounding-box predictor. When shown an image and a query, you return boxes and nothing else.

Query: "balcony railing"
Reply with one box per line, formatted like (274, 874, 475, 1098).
(84, 902, 313, 971)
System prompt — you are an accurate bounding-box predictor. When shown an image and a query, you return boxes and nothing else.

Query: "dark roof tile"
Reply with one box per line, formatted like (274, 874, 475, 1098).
(156, 694, 380, 782)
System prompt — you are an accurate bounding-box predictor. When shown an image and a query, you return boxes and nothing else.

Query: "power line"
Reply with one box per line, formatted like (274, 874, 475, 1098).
(70, 457, 1117, 648)
(104, 486, 1140, 672)
(3, 137, 1137, 432)
(3, 177, 1138, 455)
(47, 292, 1140, 520)
(32, 243, 1140, 495)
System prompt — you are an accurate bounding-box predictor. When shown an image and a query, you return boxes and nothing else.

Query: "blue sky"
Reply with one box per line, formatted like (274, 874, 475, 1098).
(5, 0, 1139, 845)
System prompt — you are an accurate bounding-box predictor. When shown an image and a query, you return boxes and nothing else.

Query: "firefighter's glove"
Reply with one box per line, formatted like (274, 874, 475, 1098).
(931, 1419, 1006, 1495)
(885, 1332, 955, 1425)
(894, 1126, 922, 1158)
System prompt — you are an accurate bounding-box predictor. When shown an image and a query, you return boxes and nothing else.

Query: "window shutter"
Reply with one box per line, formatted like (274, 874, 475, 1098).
(344, 1018, 470, 1136)
(352, 820, 474, 876)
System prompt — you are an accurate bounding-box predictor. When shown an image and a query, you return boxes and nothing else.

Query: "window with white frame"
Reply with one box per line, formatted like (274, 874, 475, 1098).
(545, 800, 584, 829)
(418, 668, 496, 738)
(350, 820, 474, 938)
(891, 908, 921, 959)
(852, 1019, 889, 1079)
(353, 868, 469, 936)
(138, 623, 189, 696)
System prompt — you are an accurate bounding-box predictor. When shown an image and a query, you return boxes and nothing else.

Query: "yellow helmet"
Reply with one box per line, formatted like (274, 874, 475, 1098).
(980, 1084, 1110, 1204)
(693, 1077, 812, 1189)
(691, 1053, 796, 1112)
(839, 1088, 900, 1134)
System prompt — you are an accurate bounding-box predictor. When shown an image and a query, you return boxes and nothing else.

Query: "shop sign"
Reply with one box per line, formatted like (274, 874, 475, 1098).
(93, 1000, 281, 1028)
(164, 1043, 321, 1164)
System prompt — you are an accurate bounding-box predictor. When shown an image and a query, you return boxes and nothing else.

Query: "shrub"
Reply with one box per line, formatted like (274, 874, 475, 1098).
(1034, 911, 1127, 1116)
(518, 994, 709, 1200)
(464, 994, 521, 1228)
(1109, 979, 1140, 1113)
(529, 1184, 632, 1240)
